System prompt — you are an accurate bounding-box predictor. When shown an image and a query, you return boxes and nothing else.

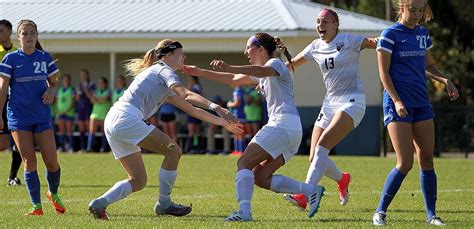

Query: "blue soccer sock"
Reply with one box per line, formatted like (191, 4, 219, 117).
(80, 132, 87, 150)
(86, 134, 95, 151)
(57, 134, 65, 150)
(24, 171, 42, 206)
(67, 134, 74, 151)
(100, 135, 108, 151)
(421, 169, 437, 220)
(376, 167, 406, 213)
(233, 138, 239, 152)
(46, 167, 61, 194)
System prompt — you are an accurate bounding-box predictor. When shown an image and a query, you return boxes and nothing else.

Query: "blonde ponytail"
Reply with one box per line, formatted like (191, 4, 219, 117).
(123, 39, 176, 76)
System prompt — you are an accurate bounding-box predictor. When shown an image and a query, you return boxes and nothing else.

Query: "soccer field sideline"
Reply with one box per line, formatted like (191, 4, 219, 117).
(0, 153, 473, 227)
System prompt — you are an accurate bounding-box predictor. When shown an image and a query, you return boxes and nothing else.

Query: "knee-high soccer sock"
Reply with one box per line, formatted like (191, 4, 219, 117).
(325, 158, 342, 182)
(158, 168, 177, 209)
(57, 134, 65, 150)
(86, 134, 96, 151)
(46, 167, 61, 194)
(67, 134, 74, 151)
(421, 169, 437, 220)
(94, 180, 132, 208)
(376, 167, 406, 213)
(305, 146, 330, 185)
(186, 137, 193, 152)
(100, 135, 108, 151)
(9, 148, 22, 179)
(24, 171, 41, 207)
(236, 169, 254, 217)
(270, 174, 316, 195)
(239, 139, 246, 153)
(233, 138, 239, 152)
(80, 132, 87, 150)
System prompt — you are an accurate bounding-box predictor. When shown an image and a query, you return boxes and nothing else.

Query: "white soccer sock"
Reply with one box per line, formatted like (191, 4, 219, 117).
(236, 169, 254, 217)
(325, 158, 342, 182)
(305, 146, 330, 185)
(158, 168, 177, 209)
(270, 174, 307, 194)
(98, 179, 132, 207)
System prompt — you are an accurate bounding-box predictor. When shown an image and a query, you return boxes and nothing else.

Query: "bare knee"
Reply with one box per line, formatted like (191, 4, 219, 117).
(23, 157, 37, 171)
(418, 152, 434, 170)
(44, 160, 59, 172)
(129, 174, 147, 192)
(396, 161, 413, 174)
(237, 157, 252, 171)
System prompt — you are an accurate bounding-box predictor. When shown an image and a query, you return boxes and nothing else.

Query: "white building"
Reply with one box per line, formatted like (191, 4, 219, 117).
(1, 0, 393, 155)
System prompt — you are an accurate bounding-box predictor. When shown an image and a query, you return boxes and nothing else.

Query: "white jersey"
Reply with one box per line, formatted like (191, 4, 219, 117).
(115, 62, 180, 120)
(303, 33, 366, 104)
(251, 58, 301, 131)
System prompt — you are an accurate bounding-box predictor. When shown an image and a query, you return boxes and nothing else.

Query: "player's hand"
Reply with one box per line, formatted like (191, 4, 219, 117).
(446, 79, 459, 101)
(223, 121, 244, 135)
(42, 87, 55, 105)
(215, 106, 240, 124)
(394, 100, 407, 118)
(181, 65, 202, 76)
(210, 60, 230, 72)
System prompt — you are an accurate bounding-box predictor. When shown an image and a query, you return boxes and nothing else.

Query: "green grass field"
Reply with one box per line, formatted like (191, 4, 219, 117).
(0, 153, 473, 228)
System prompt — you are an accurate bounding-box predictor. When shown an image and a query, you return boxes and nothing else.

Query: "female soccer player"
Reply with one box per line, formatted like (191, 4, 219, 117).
(0, 19, 66, 215)
(56, 74, 75, 152)
(86, 77, 112, 152)
(372, 0, 458, 226)
(0, 19, 22, 186)
(227, 86, 246, 156)
(112, 75, 126, 104)
(283, 8, 378, 211)
(88, 39, 243, 220)
(75, 69, 95, 151)
(183, 33, 324, 221)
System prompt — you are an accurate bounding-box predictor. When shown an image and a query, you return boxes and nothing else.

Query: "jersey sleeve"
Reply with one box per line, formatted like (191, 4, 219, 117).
(265, 58, 288, 77)
(0, 53, 14, 78)
(302, 40, 317, 61)
(45, 52, 59, 77)
(347, 34, 366, 51)
(377, 29, 395, 54)
(161, 67, 181, 88)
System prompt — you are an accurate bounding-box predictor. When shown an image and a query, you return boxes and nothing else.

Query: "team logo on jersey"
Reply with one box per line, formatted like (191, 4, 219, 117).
(336, 42, 345, 51)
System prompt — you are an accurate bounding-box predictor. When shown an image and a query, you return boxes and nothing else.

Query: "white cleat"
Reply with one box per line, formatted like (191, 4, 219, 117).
(428, 216, 446, 226)
(224, 210, 253, 222)
(307, 185, 325, 218)
(373, 211, 387, 226)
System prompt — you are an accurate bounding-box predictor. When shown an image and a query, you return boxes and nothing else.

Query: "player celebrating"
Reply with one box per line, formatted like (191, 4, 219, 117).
(0, 19, 65, 215)
(88, 39, 243, 220)
(372, 0, 458, 226)
(183, 33, 324, 221)
(282, 8, 378, 211)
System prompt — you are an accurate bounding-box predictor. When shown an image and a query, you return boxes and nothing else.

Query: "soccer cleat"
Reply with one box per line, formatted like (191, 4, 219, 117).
(283, 193, 307, 210)
(373, 211, 387, 226)
(24, 207, 44, 216)
(307, 185, 325, 218)
(224, 210, 253, 222)
(230, 151, 243, 156)
(337, 172, 350, 206)
(155, 202, 192, 217)
(89, 207, 109, 220)
(7, 177, 21, 186)
(46, 191, 66, 214)
(428, 216, 446, 226)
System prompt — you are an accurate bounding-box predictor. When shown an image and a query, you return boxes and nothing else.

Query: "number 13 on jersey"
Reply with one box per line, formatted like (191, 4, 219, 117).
(324, 57, 335, 70)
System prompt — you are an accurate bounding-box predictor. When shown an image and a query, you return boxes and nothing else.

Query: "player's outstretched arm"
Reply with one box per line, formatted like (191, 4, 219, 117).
(182, 65, 257, 87)
(166, 95, 243, 135)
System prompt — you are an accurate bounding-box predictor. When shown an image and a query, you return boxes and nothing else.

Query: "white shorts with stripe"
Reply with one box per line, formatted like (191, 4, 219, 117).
(104, 105, 155, 159)
(315, 95, 366, 129)
(250, 114, 302, 163)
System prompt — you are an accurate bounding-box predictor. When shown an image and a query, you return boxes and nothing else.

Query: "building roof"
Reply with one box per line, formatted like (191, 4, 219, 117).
(1, 0, 392, 37)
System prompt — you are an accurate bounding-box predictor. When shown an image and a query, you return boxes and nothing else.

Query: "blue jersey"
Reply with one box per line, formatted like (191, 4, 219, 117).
(231, 87, 246, 119)
(377, 23, 433, 107)
(0, 49, 59, 126)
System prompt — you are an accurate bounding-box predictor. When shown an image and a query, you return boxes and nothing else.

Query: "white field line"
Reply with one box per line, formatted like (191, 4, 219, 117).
(1, 189, 473, 205)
